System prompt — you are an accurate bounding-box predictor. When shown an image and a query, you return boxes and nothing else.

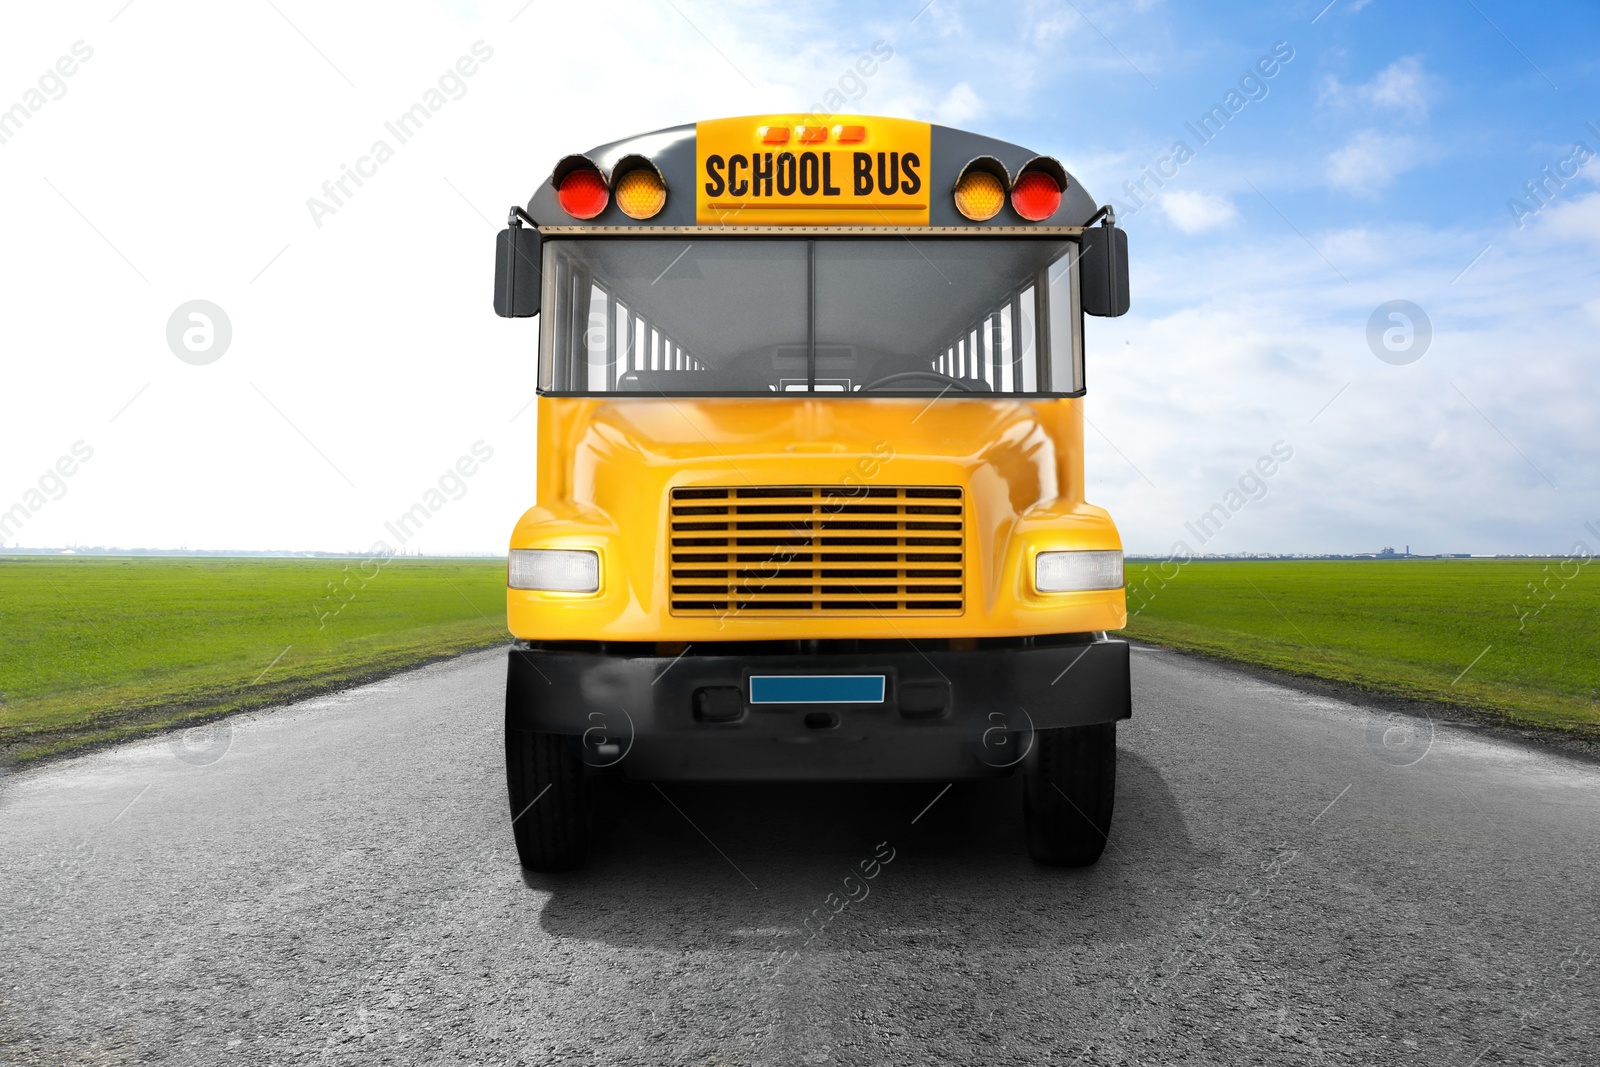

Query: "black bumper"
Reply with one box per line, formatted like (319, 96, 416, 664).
(505, 634, 1130, 782)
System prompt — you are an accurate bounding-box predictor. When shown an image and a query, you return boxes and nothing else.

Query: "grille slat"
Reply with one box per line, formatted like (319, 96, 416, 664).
(668, 485, 965, 617)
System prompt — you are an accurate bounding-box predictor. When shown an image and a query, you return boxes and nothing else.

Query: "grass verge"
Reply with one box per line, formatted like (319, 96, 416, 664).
(1118, 559, 1600, 741)
(0, 556, 508, 764)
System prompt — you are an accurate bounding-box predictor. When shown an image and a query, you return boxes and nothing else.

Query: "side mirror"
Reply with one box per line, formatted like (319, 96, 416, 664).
(494, 225, 542, 318)
(1080, 223, 1129, 318)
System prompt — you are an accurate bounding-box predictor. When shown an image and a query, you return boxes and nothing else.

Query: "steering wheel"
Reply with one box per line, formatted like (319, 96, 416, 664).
(858, 371, 977, 393)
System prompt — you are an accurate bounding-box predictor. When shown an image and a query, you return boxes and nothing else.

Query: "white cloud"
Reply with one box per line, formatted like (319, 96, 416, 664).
(1084, 217, 1600, 555)
(1316, 73, 1346, 109)
(1535, 191, 1600, 243)
(1327, 130, 1420, 192)
(1320, 228, 1381, 265)
(1319, 56, 1432, 120)
(1364, 56, 1430, 119)
(934, 82, 984, 126)
(1157, 190, 1237, 233)
(1027, 8, 1075, 45)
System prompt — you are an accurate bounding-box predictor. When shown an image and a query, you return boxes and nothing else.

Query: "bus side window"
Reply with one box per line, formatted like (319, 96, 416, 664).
(585, 284, 610, 392)
(1046, 247, 1083, 393)
(544, 253, 570, 390)
(545, 252, 592, 392)
(567, 264, 591, 389)
(613, 300, 631, 383)
(999, 308, 1014, 392)
(1016, 286, 1038, 393)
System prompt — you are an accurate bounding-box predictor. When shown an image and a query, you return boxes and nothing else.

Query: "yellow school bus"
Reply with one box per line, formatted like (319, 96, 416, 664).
(493, 115, 1132, 871)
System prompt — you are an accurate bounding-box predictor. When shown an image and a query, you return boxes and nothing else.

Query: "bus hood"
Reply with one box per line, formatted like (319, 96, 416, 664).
(565, 397, 1064, 513)
(513, 394, 1125, 640)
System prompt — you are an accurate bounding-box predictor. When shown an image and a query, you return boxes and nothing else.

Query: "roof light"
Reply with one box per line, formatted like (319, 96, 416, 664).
(615, 167, 667, 219)
(1010, 171, 1062, 222)
(758, 125, 790, 143)
(557, 166, 608, 220)
(795, 125, 828, 143)
(832, 125, 866, 142)
(953, 169, 1005, 221)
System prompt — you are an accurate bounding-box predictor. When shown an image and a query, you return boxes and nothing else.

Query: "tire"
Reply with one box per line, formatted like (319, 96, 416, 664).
(1023, 722, 1117, 867)
(505, 728, 590, 871)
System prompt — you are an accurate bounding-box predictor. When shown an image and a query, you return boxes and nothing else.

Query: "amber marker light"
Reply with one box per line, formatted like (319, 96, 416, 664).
(795, 125, 829, 143)
(615, 168, 667, 219)
(758, 125, 791, 143)
(832, 125, 866, 142)
(953, 169, 1005, 221)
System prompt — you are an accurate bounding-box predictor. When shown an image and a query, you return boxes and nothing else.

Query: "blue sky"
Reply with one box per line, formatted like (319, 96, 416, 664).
(872, 0, 1600, 555)
(1, 0, 1596, 555)
(908, 0, 1594, 230)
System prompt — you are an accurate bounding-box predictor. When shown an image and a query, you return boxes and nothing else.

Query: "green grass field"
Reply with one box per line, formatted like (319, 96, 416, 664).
(5, 556, 1596, 763)
(1119, 559, 1600, 738)
(0, 556, 507, 762)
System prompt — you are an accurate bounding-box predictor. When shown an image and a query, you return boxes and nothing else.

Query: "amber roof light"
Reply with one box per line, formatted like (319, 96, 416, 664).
(954, 169, 1005, 221)
(616, 168, 667, 219)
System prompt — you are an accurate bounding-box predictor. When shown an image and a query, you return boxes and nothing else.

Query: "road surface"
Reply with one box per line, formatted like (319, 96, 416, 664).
(2, 646, 1597, 1066)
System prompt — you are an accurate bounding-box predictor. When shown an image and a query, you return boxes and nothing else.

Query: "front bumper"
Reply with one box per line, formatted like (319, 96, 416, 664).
(505, 634, 1130, 781)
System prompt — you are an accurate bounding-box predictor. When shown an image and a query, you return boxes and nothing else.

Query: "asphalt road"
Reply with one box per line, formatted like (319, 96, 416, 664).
(3, 646, 1597, 1066)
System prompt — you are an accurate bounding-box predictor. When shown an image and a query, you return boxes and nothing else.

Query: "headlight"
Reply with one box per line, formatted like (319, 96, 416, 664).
(1035, 550, 1123, 593)
(508, 549, 600, 593)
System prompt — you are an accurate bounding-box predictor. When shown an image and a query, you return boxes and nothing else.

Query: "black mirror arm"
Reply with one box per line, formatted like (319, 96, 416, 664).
(1084, 203, 1116, 228)
(508, 205, 537, 229)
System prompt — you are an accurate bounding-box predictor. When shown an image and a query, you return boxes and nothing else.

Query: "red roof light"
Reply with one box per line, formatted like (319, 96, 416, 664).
(557, 167, 609, 220)
(1010, 171, 1061, 222)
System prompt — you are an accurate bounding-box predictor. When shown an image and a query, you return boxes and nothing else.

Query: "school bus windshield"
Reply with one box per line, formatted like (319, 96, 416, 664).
(538, 237, 1085, 397)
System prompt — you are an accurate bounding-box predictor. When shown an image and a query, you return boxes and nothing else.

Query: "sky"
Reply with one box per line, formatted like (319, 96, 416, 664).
(1, 0, 1597, 556)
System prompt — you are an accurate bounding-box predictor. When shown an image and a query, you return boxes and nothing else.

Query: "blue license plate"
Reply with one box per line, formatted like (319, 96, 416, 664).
(748, 674, 886, 705)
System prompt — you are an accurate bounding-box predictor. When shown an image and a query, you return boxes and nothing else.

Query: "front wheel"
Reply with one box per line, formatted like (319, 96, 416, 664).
(506, 729, 591, 871)
(1023, 723, 1117, 866)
